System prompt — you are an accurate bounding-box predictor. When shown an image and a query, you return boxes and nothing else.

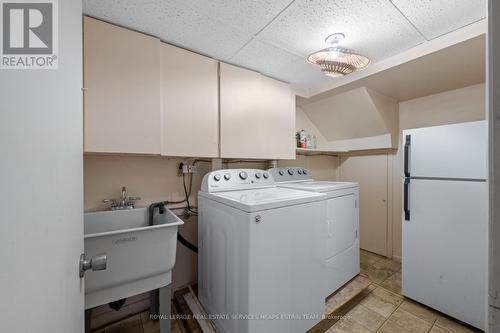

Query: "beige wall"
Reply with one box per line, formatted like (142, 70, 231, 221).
(278, 154, 340, 180)
(84, 153, 338, 327)
(339, 152, 393, 257)
(391, 83, 486, 259)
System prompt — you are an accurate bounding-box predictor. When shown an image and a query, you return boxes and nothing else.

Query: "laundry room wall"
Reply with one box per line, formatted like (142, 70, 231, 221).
(391, 83, 486, 259)
(83, 153, 339, 328)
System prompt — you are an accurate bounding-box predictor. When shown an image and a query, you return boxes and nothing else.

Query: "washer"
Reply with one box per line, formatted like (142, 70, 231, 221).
(269, 167, 360, 297)
(198, 169, 326, 333)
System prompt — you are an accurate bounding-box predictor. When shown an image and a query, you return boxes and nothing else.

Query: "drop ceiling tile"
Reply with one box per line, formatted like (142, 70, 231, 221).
(258, 0, 426, 63)
(274, 57, 335, 92)
(229, 39, 300, 78)
(390, 0, 486, 40)
(229, 38, 335, 93)
(83, 0, 253, 61)
(178, 0, 295, 35)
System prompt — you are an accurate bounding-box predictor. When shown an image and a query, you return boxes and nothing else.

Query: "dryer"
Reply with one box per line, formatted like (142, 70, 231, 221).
(198, 169, 326, 333)
(269, 167, 360, 297)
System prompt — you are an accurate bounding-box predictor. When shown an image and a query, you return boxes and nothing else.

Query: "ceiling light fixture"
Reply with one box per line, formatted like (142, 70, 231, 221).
(307, 33, 371, 78)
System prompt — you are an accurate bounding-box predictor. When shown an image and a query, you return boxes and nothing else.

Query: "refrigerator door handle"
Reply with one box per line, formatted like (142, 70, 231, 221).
(404, 135, 411, 177)
(404, 178, 410, 221)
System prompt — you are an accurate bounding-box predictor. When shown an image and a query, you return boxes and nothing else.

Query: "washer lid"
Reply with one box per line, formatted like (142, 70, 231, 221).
(278, 181, 358, 193)
(199, 187, 325, 212)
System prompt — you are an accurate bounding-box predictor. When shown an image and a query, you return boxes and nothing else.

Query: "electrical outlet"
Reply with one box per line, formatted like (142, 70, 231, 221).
(178, 162, 197, 174)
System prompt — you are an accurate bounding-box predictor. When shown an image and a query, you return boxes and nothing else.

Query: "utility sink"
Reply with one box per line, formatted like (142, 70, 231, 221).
(83, 207, 184, 309)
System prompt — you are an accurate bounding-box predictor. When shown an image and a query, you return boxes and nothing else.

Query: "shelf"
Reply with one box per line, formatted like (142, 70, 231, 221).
(296, 148, 346, 156)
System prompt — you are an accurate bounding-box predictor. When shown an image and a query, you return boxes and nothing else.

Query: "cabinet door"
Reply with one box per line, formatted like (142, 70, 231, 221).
(161, 43, 219, 157)
(220, 63, 295, 159)
(83, 17, 161, 154)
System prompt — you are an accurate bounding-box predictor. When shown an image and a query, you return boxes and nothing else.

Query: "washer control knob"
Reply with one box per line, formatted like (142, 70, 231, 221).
(263, 172, 269, 179)
(213, 174, 221, 182)
(297, 169, 302, 175)
(239, 171, 248, 180)
(224, 173, 231, 180)
(279, 170, 284, 176)
(288, 169, 294, 175)
(255, 172, 261, 179)
(303, 169, 308, 175)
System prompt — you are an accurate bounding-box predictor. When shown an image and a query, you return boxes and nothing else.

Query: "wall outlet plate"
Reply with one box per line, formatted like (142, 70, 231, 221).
(179, 163, 196, 174)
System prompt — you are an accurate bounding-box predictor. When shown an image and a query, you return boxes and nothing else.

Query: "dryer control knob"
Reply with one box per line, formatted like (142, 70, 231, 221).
(288, 169, 294, 175)
(263, 172, 269, 179)
(279, 170, 284, 176)
(213, 174, 221, 181)
(297, 170, 302, 175)
(224, 173, 231, 180)
(255, 172, 261, 179)
(239, 171, 248, 180)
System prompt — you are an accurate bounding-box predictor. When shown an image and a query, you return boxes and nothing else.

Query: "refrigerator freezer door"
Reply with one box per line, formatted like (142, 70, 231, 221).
(402, 178, 487, 329)
(403, 121, 487, 179)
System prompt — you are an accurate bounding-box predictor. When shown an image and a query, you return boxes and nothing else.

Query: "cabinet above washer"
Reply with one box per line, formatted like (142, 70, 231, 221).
(220, 63, 295, 160)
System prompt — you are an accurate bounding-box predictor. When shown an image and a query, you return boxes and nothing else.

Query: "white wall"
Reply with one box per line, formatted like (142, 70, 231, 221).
(0, 1, 84, 332)
(392, 83, 486, 258)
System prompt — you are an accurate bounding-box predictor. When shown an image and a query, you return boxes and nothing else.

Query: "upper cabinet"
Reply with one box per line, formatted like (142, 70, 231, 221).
(160, 43, 219, 158)
(83, 18, 296, 159)
(83, 17, 161, 154)
(220, 63, 295, 160)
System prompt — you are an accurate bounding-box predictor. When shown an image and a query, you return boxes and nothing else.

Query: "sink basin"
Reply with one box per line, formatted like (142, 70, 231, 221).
(84, 207, 183, 309)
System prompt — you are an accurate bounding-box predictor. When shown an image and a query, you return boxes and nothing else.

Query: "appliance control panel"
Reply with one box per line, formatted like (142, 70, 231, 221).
(201, 169, 275, 192)
(268, 167, 313, 183)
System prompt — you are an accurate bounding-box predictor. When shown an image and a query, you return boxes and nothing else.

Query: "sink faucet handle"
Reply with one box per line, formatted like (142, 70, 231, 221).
(102, 198, 117, 205)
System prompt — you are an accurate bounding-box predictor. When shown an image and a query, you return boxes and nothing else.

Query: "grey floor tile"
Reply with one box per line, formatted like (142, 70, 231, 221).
(435, 316, 480, 333)
(379, 271, 402, 295)
(386, 308, 433, 333)
(399, 300, 438, 324)
(346, 304, 385, 332)
(327, 318, 372, 333)
(360, 289, 402, 318)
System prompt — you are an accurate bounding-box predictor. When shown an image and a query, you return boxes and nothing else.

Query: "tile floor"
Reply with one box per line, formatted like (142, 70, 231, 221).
(326, 250, 481, 333)
(93, 249, 481, 333)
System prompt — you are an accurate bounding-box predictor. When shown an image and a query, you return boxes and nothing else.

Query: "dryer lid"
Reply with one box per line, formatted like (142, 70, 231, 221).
(279, 181, 358, 193)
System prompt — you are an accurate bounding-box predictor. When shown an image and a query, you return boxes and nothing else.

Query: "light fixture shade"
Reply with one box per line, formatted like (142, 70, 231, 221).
(307, 46, 371, 77)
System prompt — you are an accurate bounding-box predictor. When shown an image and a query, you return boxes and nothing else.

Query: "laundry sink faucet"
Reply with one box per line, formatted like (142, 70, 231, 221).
(103, 186, 141, 210)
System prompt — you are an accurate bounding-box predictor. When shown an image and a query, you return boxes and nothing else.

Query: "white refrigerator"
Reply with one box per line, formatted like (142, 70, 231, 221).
(402, 121, 487, 330)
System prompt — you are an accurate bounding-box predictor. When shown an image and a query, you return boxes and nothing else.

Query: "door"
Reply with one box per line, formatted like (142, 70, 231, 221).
(0, 1, 85, 332)
(402, 179, 486, 329)
(326, 194, 357, 259)
(340, 155, 388, 256)
(403, 121, 487, 179)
